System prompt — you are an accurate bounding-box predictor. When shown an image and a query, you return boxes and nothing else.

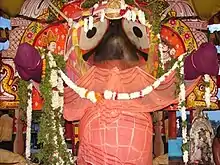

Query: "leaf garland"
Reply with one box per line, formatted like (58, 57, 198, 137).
(80, 0, 168, 35)
(18, 79, 29, 111)
(18, 79, 30, 121)
(37, 49, 72, 165)
(81, 0, 99, 8)
(139, 0, 169, 35)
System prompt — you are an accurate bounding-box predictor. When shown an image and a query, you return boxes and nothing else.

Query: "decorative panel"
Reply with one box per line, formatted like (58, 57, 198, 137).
(186, 77, 219, 109)
(0, 58, 19, 109)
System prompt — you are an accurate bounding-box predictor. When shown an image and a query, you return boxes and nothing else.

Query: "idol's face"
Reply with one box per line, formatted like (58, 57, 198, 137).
(66, 18, 150, 64)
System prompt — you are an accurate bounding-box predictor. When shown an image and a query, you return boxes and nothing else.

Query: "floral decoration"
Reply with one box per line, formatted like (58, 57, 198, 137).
(60, 52, 186, 102)
(177, 54, 189, 163)
(204, 74, 211, 108)
(37, 48, 73, 165)
(25, 83, 33, 159)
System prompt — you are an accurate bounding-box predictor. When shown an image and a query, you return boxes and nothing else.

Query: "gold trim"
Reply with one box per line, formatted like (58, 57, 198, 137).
(0, 101, 19, 109)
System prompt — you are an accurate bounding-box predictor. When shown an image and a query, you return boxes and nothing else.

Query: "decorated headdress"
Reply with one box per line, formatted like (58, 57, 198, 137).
(105, 0, 125, 19)
(56, 0, 169, 80)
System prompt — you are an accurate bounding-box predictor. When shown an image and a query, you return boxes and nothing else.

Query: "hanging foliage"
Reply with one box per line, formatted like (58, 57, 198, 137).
(36, 48, 72, 165)
(17, 79, 30, 121)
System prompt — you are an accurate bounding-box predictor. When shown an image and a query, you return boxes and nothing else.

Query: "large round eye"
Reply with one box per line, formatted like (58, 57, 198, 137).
(79, 18, 109, 51)
(122, 19, 150, 50)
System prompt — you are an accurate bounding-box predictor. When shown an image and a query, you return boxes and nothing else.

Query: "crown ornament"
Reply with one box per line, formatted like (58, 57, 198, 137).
(105, 0, 126, 19)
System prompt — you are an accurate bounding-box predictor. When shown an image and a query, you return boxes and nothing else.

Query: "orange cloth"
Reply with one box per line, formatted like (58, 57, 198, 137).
(64, 65, 200, 121)
(64, 61, 200, 165)
(0, 114, 13, 142)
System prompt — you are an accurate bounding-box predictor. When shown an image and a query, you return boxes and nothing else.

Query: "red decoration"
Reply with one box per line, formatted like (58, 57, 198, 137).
(217, 75, 220, 88)
(168, 111, 177, 139)
(65, 121, 73, 140)
(120, 9, 127, 16)
(32, 87, 43, 110)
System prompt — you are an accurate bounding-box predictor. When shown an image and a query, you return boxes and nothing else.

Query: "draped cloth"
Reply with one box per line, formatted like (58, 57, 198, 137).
(0, 149, 27, 165)
(63, 61, 200, 165)
(185, 0, 220, 20)
(0, 114, 13, 142)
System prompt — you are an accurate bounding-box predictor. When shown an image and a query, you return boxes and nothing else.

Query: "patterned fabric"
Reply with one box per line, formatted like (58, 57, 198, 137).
(166, 0, 196, 17)
(2, 27, 26, 58)
(78, 109, 153, 165)
(189, 111, 214, 164)
(192, 30, 208, 47)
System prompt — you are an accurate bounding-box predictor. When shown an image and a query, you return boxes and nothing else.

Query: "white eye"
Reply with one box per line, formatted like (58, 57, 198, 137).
(79, 18, 109, 51)
(122, 19, 150, 51)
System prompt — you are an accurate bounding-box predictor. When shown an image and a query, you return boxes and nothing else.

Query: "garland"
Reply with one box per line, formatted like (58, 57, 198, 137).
(70, 0, 166, 35)
(158, 34, 165, 70)
(177, 55, 189, 163)
(157, 33, 166, 78)
(25, 83, 33, 159)
(18, 80, 32, 159)
(60, 53, 186, 102)
(204, 74, 211, 108)
(18, 79, 29, 114)
(37, 49, 73, 165)
(81, 0, 99, 8)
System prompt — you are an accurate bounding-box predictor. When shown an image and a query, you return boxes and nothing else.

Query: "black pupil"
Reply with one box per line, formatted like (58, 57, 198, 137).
(133, 26, 143, 38)
(86, 27, 97, 38)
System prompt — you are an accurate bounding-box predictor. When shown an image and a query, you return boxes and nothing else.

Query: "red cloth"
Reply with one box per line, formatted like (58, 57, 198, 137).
(64, 121, 73, 140)
(32, 87, 43, 111)
(217, 75, 220, 88)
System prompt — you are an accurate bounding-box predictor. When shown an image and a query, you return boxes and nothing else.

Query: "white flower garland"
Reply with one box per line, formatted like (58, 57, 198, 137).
(176, 118, 180, 129)
(204, 74, 211, 108)
(70, 5, 148, 31)
(157, 34, 165, 70)
(25, 83, 33, 159)
(177, 57, 188, 163)
(48, 52, 61, 163)
(48, 52, 74, 164)
(60, 53, 186, 103)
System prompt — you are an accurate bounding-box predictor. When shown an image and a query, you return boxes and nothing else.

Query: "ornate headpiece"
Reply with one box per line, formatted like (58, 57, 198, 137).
(105, 0, 125, 19)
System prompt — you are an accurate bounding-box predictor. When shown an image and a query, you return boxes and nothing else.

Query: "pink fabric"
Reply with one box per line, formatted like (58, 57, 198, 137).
(78, 106, 152, 165)
(63, 61, 200, 165)
(64, 65, 200, 121)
